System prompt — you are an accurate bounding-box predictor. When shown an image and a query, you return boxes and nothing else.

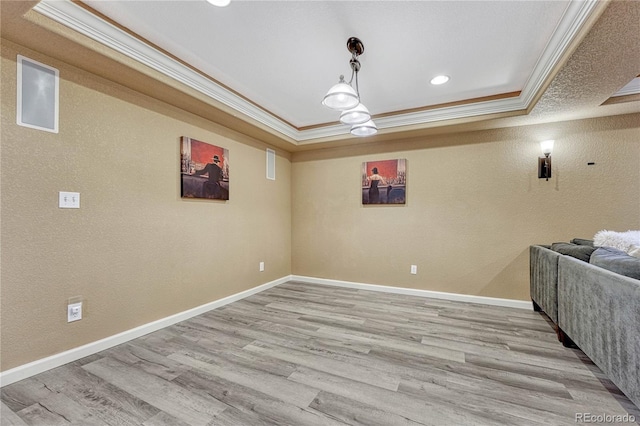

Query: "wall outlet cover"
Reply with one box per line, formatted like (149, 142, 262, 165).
(68, 302, 82, 322)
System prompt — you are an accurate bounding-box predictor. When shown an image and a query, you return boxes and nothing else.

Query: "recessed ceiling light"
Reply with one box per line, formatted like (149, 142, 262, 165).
(430, 75, 450, 85)
(206, 0, 231, 7)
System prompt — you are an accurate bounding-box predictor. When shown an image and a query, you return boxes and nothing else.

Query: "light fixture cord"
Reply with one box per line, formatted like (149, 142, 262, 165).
(348, 67, 356, 88)
(348, 54, 361, 100)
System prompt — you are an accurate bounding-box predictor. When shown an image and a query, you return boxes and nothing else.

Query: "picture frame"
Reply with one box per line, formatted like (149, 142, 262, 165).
(362, 159, 406, 204)
(180, 136, 229, 200)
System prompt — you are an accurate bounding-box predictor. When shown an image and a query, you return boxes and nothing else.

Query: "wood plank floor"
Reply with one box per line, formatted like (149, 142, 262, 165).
(2, 282, 639, 425)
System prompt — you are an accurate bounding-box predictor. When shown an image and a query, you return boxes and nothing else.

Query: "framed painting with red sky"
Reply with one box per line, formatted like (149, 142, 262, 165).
(180, 136, 229, 200)
(361, 159, 406, 205)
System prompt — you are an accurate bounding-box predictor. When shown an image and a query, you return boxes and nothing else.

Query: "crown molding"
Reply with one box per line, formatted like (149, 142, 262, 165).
(518, 0, 603, 108)
(33, 0, 298, 139)
(33, 0, 601, 144)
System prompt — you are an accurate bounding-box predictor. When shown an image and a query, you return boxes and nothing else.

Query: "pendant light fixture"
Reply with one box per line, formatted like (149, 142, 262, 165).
(350, 120, 378, 137)
(340, 103, 371, 125)
(322, 75, 359, 111)
(322, 37, 377, 136)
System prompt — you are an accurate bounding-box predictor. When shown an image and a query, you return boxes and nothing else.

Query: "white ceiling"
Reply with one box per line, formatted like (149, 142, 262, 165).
(31, 0, 636, 145)
(83, 0, 570, 125)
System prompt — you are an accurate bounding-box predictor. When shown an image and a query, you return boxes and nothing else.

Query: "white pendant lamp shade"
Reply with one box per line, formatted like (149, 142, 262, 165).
(340, 103, 371, 125)
(322, 76, 359, 111)
(350, 119, 378, 137)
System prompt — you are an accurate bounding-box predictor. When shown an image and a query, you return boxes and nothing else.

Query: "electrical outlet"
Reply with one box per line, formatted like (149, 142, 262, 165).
(259, 261, 265, 272)
(410, 264, 417, 275)
(68, 302, 82, 322)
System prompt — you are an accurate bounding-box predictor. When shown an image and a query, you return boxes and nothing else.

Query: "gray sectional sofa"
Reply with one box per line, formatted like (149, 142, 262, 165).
(530, 241, 640, 409)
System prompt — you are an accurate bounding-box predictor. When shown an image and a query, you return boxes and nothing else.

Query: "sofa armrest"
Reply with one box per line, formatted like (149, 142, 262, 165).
(530, 245, 560, 323)
(558, 255, 640, 408)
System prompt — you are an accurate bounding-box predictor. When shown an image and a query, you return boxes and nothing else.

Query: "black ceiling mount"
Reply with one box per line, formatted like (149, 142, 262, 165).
(347, 37, 364, 74)
(346, 37, 364, 57)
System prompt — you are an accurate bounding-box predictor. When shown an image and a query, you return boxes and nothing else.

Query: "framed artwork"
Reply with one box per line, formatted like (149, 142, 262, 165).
(180, 136, 229, 200)
(362, 159, 406, 204)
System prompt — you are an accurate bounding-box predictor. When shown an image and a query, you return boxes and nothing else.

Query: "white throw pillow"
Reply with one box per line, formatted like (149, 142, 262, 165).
(594, 230, 640, 258)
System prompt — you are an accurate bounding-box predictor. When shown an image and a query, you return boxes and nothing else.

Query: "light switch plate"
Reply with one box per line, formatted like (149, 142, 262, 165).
(59, 191, 80, 208)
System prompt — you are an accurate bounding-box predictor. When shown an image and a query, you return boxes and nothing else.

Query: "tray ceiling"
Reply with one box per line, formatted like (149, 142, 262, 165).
(31, 0, 608, 145)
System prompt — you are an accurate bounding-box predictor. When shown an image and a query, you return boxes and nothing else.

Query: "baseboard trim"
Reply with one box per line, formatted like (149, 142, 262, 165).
(291, 275, 532, 310)
(0, 276, 290, 387)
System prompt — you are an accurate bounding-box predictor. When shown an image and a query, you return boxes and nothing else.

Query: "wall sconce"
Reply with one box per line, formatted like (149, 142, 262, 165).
(538, 140, 554, 181)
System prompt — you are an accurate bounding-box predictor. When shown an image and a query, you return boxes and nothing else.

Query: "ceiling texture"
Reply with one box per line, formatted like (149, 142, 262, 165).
(2, 0, 639, 151)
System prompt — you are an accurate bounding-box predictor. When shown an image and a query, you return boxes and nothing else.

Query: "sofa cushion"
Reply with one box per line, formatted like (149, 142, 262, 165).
(570, 238, 594, 246)
(551, 242, 596, 262)
(589, 247, 640, 280)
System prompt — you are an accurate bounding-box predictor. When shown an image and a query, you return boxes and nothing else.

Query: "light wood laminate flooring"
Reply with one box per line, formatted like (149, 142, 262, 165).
(2, 282, 639, 425)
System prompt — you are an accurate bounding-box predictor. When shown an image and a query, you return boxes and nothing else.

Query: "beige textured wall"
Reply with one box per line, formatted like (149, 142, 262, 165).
(1, 40, 291, 371)
(292, 114, 640, 300)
